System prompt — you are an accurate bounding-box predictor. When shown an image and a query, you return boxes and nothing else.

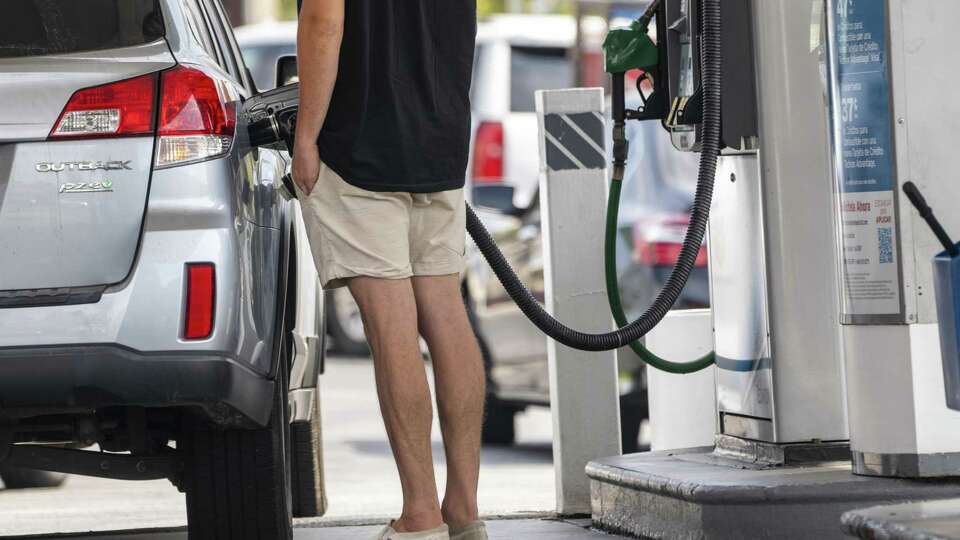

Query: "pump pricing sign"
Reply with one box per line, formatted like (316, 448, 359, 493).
(828, 0, 904, 323)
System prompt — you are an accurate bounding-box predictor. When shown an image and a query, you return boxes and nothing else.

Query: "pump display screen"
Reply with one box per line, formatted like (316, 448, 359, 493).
(827, 0, 904, 323)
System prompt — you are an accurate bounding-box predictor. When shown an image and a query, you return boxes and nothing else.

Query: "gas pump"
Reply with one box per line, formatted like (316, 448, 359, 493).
(603, 0, 850, 454)
(824, 0, 960, 478)
(586, 1, 960, 537)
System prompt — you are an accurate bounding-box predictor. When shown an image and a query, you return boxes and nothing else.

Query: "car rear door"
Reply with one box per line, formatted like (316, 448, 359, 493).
(0, 0, 175, 293)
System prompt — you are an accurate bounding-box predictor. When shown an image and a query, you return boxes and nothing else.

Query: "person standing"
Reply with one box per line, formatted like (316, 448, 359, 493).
(293, 1, 487, 539)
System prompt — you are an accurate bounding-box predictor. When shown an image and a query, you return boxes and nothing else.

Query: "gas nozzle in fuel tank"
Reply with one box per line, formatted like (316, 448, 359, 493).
(243, 84, 301, 201)
(243, 83, 300, 152)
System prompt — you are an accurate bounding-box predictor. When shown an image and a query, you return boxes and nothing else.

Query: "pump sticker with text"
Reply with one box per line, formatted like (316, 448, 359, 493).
(829, 0, 903, 322)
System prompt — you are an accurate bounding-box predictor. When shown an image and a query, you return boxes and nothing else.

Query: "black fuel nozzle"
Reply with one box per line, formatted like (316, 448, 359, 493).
(248, 116, 281, 148)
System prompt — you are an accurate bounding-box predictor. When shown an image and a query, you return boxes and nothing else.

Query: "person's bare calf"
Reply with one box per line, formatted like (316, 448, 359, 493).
(412, 274, 486, 529)
(349, 277, 444, 533)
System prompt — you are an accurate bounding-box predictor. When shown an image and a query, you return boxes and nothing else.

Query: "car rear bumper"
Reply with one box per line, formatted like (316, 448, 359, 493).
(0, 344, 274, 427)
(655, 266, 711, 307)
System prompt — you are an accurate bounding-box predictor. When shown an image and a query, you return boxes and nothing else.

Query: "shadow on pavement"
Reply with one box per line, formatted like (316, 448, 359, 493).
(344, 439, 553, 465)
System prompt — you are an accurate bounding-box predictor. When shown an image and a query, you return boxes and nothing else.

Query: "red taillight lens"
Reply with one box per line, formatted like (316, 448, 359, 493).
(156, 65, 236, 168)
(159, 66, 235, 136)
(50, 73, 157, 139)
(696, 246, 708, 267)
(634, 216, 709, 268)
(473, 121, 504, 184)
(184, 263, 216, 340)
(637, 242, 708, 268)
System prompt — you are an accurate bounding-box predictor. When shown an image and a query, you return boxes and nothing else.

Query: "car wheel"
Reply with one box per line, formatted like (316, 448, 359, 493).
(619, 390, 649, 454)
(463, 289, 517, 446)
(326, 289, 369, 356)
(290, 396, 327, 518)
(0, 466, 66, 489)
(181, 317, 294, 539)
(482, 397, 517, 446)
(619, 263, 659, 321)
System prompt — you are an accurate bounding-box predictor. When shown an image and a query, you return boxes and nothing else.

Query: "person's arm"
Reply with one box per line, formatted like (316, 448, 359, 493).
(292, 0, 345, 194)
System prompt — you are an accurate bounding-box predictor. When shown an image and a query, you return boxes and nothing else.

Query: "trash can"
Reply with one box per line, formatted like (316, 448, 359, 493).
(933, 245, 960, 411)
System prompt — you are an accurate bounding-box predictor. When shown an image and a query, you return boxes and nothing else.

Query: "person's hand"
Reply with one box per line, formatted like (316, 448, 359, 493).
(292, 142, 321, 196)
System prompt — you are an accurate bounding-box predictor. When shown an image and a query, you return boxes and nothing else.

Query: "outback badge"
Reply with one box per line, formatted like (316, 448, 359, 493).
(36, 160, 132, 173)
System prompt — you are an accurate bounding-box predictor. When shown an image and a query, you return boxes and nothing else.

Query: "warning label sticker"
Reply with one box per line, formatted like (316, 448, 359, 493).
(829, 0, 903, 321)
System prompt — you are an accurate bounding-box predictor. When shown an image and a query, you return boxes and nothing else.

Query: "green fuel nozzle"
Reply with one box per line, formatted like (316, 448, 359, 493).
(602, 7, 660, 77)
(603, 0, 663, 182)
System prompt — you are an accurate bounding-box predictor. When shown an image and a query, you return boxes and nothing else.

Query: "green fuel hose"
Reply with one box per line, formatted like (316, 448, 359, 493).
(604, 177, 715, 374)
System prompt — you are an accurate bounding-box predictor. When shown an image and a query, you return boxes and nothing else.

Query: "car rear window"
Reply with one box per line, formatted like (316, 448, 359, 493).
(0, 0, 164, 58)
(510, 46, 574, 113)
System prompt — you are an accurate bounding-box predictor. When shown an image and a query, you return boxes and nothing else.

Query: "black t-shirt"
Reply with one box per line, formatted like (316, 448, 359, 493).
(317, 1, 477, 193)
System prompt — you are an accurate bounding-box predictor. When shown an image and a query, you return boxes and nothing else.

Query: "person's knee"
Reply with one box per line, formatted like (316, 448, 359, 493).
(349, 278, 420, 350)
(415, 291, 469, 332)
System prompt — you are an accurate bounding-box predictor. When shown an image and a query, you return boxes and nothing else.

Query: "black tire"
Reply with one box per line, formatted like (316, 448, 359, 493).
(464, 289, 518, 447)
(290, 405, 327, 518)
(325, 289, 369, 357)
(181, 336, 293, 540)
(482, 397, 517, 446)
(0, 466, 66, 489)
(619, 390, 649, 454)
(619, 263, 659, 321)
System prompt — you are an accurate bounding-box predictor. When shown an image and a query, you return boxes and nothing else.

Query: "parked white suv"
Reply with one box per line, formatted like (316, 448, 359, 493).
(470, 15, 579, 208)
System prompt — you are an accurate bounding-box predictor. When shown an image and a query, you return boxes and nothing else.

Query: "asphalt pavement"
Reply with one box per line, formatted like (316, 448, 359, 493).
(0, 357, 559, 538)
(10, 518, 619, 539)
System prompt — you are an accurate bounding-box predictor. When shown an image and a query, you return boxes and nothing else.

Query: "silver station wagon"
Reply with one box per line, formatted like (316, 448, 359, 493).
(0, 1, 325, 538)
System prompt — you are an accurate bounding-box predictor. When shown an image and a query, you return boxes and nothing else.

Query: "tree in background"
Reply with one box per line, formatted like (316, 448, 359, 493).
(279, 0, 297, 19)
(478, 0, 508, 15)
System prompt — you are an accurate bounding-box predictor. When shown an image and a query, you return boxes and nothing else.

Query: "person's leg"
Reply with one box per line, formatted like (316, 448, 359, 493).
(348, 277, 443, 533)
(411, 274, 485, 529)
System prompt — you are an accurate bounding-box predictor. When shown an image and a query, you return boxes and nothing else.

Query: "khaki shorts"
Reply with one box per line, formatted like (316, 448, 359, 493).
(296, 162, 466, 289)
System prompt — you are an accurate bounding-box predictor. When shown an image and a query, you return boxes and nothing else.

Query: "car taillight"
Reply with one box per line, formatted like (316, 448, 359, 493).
(637, 242, 708, 268)
(156, 65, 236, 169)
(184, 263, 216, 340)
(634, 217, 709, 268)
(473, 121, 504, 184)
(50, 73, 157, 139)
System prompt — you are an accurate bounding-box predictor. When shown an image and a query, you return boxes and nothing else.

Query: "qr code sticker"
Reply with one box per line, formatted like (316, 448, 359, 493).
(878, 227, 894, 264)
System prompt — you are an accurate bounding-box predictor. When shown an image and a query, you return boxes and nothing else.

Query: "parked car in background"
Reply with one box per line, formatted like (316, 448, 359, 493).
(470, 15, 578, 209)
(233, 20, 297, 91)
(615, 100, 709, 316)
(0, 1, 325, 535)
(465, 98, 706, 454)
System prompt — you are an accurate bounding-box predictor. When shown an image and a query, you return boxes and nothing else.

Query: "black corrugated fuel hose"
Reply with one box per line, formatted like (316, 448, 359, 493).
(465, 0, 721, 352)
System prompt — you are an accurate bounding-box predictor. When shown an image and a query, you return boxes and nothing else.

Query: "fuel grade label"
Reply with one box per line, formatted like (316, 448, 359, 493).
(828, 0, 904, 323)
